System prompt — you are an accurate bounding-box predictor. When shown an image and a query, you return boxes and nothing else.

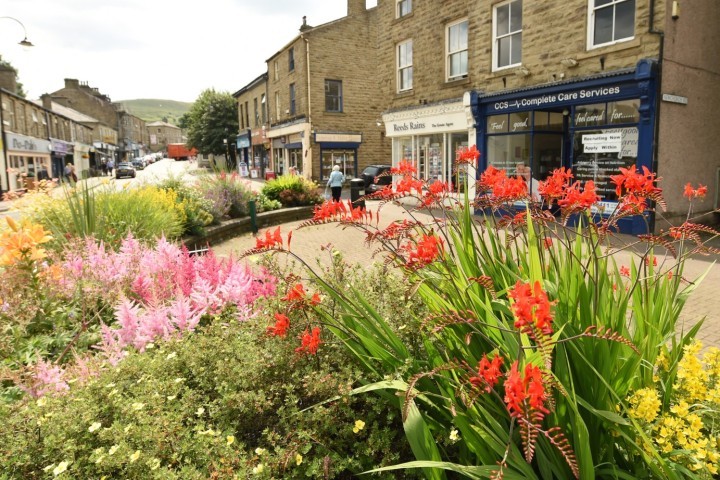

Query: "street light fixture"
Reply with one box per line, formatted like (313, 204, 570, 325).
(0, 16, 35, 48)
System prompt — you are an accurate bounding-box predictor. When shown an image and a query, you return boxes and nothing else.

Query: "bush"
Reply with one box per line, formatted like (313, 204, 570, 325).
(15, 183, 185, 251)
(155, 179, 215, 235)
(197, 172, 256, 218)
(261, 175, 323, 207)
(0, 284, 420, 479)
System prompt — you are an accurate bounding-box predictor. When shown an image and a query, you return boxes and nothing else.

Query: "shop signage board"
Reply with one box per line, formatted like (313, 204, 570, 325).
(662, 94, 688, 105)
(582, 133, 622, 153)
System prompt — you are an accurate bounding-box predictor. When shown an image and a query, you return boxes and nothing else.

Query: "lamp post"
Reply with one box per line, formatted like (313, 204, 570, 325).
(0, 17, 35, 47)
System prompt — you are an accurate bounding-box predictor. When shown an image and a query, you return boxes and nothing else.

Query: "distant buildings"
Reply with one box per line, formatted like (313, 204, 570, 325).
(146, 121, 183, 153)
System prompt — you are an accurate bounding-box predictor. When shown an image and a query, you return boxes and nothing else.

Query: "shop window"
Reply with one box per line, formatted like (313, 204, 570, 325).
(289, 148, 302, 175)
(397, 40, 413, 92)
(321, 149, 356, 180)
(487, 134, 531, 175)
(588, 0, 635, 48)
(289, 47, 295, 72)
(397, 0, 412, 18)
(289, 84, 296, 115)
(574, 103, 606, 127)
(608, 99, 640, 124)
(447, 19, 468, 80)
(325, 80, 343, 112)
(493, 0, 522, 71)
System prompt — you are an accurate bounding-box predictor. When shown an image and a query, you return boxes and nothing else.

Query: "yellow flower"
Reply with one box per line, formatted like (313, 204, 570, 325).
(255, 447, 266, 455)
(131, 402, 145, 411)
(53, 460, 70, 476)
(129, 450, 141, 463)
(149, 458, 161, 470)
(227, 435, 235, 446)
(88, 422, 102, 433)
(167, 395, 176, 401)
(36, 397, 47, 407)
(627, 388, 661, 423)
(352, 419, 366, 433)
(295, 454, 303, 466)
(449, 428, 460, 442)
(108, 445, 119, 455)
(252, 463, 265, 474)
(196, 407, 205, 416)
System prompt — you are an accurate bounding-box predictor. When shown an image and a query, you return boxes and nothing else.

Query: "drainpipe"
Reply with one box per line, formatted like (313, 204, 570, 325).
(0, 92, 8, 192)
(648, 0, 664, 232)
(301, 34, 313, 179)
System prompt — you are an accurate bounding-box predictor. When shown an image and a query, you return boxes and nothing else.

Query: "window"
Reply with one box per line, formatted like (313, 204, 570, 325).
(447, 19, 468, 80)
(589, 0, 635, 48)
(397, 40, 413, 92)
(289, 83, 296, 115)
(289, 47, 295, 71)
(493, 0, 522, 70)
(254, 98, 259, 126)
(245, 101, 250, 127)
(274, 61, 279, 81)
(275, 92, 280, 119)
(325, 80, 343, 112)
(397, 0, 412, 17)
(261, 94, 266, 123)
(239, 104, 244, 129)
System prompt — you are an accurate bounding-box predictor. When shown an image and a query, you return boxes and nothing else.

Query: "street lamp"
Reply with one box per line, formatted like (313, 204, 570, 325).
(0, 17, 35, 47)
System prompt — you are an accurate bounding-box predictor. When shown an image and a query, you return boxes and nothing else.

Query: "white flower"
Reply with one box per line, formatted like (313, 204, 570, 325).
(129, 450, 141, 463)
(167, 395, 176, 401)
(131, 402, 145, 411)
(227, 435, 235, 445)
(36, 397, 47, 407)
(255, 447, 266, 455)
(174, 377, 184, 383)
(88, 422, 102, 432)
(252, 463, 265, 474)
(196, 406, 205, 416)
(53, 460, 70, 476)
(149, 458, 161, 470)
(449, 428, 460, 442)
(108, 445, 119, 455)
(166, 352, 177, 360)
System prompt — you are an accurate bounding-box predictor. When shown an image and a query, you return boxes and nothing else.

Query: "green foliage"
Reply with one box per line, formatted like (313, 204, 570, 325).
(17, 183, 184, 250)
(183, 89, 239, 156)
(0, 301, 420, 479)
(197, 173, 256, 218)
(155, 178, 215, 235)
(261, 174, 323, 207)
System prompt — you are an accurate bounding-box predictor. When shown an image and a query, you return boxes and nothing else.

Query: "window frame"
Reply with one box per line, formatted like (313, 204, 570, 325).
(396, 0, 412, 18)
(587, 0, 636, 49)
(289, 83, 296, 115)
(275, 91, 280, 120)
(397, 39, 414, 92)
(324, 79, 343, 113)
(446, 18, 469, 81)
(289, 47, 295, 72)
(254, 98, 259, 127)
(492, 0, 523, 72)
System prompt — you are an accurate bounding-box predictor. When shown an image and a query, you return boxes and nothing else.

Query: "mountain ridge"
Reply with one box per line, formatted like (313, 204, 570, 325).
(118, 99, 192, 126)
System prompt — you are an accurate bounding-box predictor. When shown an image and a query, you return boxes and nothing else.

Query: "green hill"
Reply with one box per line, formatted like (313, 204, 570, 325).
(118, 99, 192, 126)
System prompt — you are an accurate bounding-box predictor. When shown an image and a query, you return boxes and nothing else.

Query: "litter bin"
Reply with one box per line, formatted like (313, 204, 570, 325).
(264, 171, 276, 181)
(349, 178, 366, 210)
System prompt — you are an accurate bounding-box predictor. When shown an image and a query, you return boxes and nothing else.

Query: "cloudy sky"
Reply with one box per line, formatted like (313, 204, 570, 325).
(1, 0, 377, 103)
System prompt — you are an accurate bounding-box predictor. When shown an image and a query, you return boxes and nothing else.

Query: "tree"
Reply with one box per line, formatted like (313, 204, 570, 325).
(0, 57, 27, 98)
(183, 89, 238, 156)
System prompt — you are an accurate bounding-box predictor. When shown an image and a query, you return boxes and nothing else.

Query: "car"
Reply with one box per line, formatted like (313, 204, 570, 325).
(116, 162, 136, 179)
(360, 164, 392, 193)
(132, 158, 146, 170)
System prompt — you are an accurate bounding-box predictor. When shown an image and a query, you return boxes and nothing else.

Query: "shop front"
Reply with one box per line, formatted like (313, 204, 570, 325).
(315, 132, 362, 181)
(383, 101, 471, 191)
(74, 143, 92, 178)
(236, 130, 251, 173)
(5, 133, 52, 191)
(51, 138, 74, 181)
(268, 121, 311, 178)
(250, 127, 269, 178)
(470, 59, 658, 234)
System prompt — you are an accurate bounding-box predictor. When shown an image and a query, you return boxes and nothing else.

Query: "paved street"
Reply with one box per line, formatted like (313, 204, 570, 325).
(211, 197, 720, 349)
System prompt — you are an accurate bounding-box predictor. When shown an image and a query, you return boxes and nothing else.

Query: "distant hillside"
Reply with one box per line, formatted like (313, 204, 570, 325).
(118, 99, 192, 125)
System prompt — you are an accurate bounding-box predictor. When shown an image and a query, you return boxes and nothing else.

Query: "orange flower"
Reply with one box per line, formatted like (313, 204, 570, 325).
(267, 313, 290, 337)
(683, 182, 708, 200)
(255, 226, 283, 249)
(391, 159, 417, 176)
(557, 180, 599, 210)
(504, 362, 550, 419)
(403, 233, 445, 270)
(508, 280, 554, 336)
(456, 145, 481, 165)
(469, 354, 504, 393)
(296, 327, 322, 355)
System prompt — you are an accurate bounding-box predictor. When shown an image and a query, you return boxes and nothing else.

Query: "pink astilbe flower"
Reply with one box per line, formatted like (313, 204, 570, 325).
(115, 298, 142, 348)
(168, 295, 202, 332)
(23, 359, 69, 398)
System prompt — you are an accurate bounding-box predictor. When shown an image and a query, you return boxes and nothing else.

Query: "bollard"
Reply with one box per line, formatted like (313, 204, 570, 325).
(249, 199, 258, 233)
(349, 178, 366, 210)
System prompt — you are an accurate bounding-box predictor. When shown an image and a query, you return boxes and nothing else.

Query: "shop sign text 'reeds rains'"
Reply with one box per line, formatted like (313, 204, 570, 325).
(492, 86, 623, 111)
(392, 121, 427, 132)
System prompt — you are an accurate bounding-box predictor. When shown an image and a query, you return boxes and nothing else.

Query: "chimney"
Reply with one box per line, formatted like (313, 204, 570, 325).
(347, 0, 366, 16)
(0, 64, 17, 94)
(64, 78, 80, 89)
(40, 93, 52, 110)
(300, 15, 312, 31)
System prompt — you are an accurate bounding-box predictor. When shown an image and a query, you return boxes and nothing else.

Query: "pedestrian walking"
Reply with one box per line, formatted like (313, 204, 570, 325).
(107, 158, 115, 177)
(65, 163, 77, 183)
(327, 165, 345, 202)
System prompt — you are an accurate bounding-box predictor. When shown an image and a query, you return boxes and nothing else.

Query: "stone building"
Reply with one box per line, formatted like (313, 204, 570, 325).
(1, 88, 94, 191)
(377, 0, 720, 233)
(146, 121, 183, 154)
(265, 0, 387, 182)
(234, 73, 270, 178)
(48, 79, 148, 165)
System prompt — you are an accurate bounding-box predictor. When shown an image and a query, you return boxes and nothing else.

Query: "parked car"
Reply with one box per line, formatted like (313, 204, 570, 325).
(116, 162, 136, 179)
(132, 158, 146, 170)
(360, 165, 393, 193)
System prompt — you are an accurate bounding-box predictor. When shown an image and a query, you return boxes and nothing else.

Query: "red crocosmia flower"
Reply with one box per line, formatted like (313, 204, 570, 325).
(683, 182, 708, 200)
(312, 200, 347, 222)
(610, 166, 661, 198)
(557, 181, 599, 210)
(492, 176, 529, 202)
(283, 283, 307, 302)
(310, 292, 321, 306)
(479, 165, 507, 191)
(644, 256, 658, 267)
(618, 193, 647, 214)
(470, 354, 505, 393)
(456, 145, 481, 165)
(538, 167, 573, 203)
(256, 226, 283, 249)
(619, 265, 631, 277)
(403, 234, 445, 270)
(504, 362, 550, 419)
(295, 326, 322, 355)
(395, 176, 424, 194)
(508, 280, 554, 336)
(543, 237, 553, 249)
(391, 159, 417, 176)
(267, 313, 290, 337)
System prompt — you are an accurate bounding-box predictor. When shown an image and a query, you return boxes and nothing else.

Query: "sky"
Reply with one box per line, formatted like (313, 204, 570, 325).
(0, 0, 377, 104)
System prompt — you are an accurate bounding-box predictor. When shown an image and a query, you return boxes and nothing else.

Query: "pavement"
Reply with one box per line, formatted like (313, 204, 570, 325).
(210, 187, 720, 349)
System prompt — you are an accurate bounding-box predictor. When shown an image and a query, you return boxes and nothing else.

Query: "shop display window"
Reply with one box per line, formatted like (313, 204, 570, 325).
(321, 150, 356, 181)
